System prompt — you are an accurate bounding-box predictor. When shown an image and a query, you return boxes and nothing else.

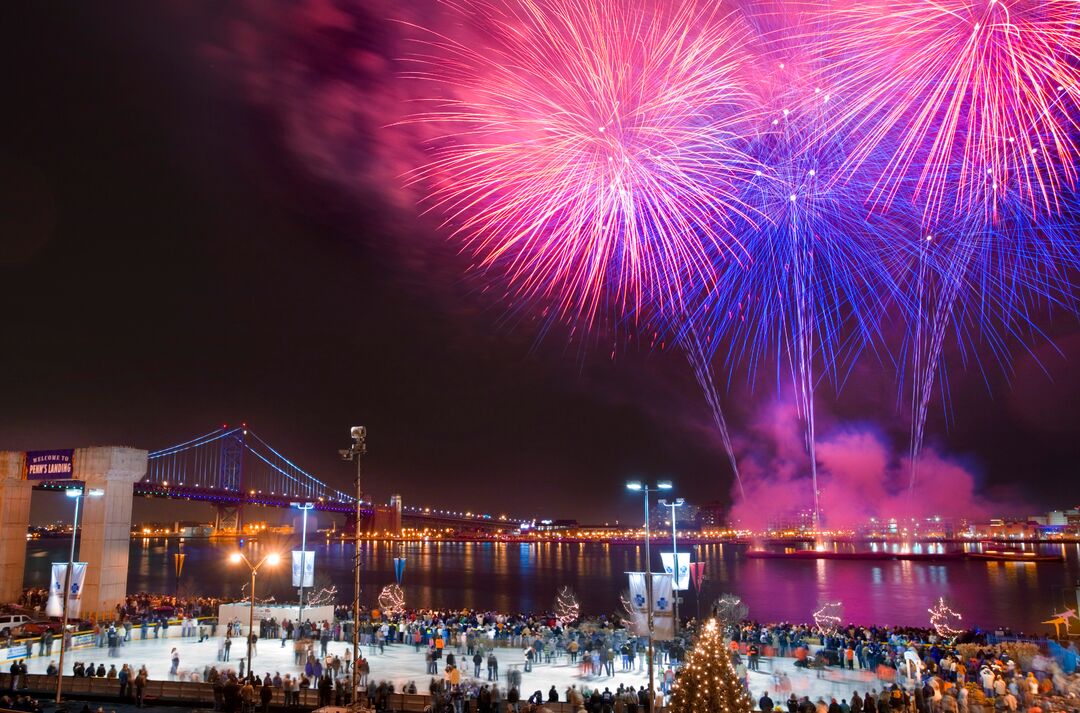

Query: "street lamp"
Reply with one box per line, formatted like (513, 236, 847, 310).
(290, 502, 315, 625)
(625, 478, 673, 705)
(339, 426, 367, 710)
(56, 486, 103, 703)
(228, 551, 280, 677)
(658, 497, 685, 635)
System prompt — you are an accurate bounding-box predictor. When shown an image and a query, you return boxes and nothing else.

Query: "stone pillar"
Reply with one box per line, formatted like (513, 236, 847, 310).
(74, 447, 147, 617)
(0, 452, 30, 603)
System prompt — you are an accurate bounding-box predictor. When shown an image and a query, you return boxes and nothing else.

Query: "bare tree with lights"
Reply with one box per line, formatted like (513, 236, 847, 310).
(554, 586, 581, 627)
(713, 594, 748, 627)
(378, 584, 405, 617)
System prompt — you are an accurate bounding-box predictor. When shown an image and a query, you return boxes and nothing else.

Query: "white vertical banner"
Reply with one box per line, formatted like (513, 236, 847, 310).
(660, 552, 691, 591)
(292, 551, 315, 587)
(47, 562, 88, 617)
(651, 573, 675, 641)
(47, 564, 65, 617)
(626, 572, 649, 636)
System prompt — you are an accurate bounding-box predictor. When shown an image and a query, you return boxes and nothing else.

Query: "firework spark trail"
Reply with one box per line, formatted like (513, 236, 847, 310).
(685, 49, 904, 527)
(816, 0, 1080, 223)
(806, 0, 1080, 494)
(684, 328, 744, 499)
(902, 200, 1080, 494)
(402, 0, 1080, 523)
(905, 229, 977, 495)
(404, 0, 763, 329)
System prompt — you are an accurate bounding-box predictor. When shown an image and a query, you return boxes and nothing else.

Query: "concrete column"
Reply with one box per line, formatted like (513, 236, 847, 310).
(74, 447, 147, 617)
(0, 452, 30, 603)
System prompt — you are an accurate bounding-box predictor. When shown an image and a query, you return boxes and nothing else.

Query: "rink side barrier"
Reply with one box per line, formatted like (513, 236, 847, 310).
(0, 674, 669, 712)
(0, 616, 229, 659)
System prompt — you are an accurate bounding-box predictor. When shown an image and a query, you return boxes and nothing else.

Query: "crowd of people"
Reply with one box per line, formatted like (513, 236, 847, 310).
(726, 620, 1080, 713)
(0, 693, 41, 713)
(7, 589, 1080, 713)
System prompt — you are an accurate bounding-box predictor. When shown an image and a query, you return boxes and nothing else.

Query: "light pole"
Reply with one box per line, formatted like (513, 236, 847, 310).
(339, 426, 367, 710)
(658, 497, 685, 636)
(228, 551, 281, 677)
(56, 486, 103, 703)
(626, 479, 672, 707)
(290, 502, 315, 625)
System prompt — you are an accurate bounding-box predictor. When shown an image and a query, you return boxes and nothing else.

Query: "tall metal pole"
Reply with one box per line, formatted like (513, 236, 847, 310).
(55, 492, 81, 703)
(660, 500, 684, 636)
(229, 552, 278, 680)
(353, 455, 362, 710)
(247, 567, 256, 676)
(644, 489, 654, 707)
(670, 503, 678, 635)
(293, 503, 313, 625)
(300, 507, 307, 622)
(340, 427, 367, 711)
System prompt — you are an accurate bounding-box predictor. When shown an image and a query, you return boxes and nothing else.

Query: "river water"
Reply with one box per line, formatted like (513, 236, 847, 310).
(23, 539, 1080, 633)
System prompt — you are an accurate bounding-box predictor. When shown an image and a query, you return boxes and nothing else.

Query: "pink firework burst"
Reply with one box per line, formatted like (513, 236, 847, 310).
(817, 0, 1080, 222)
(405, 0, 762, 327)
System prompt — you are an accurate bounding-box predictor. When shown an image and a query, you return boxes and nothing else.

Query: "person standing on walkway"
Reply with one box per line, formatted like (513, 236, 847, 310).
(135, 666, 147, 707)
(118, 663, 131, 700)
(241, 677, 255, 712)
(260, 678, 274, 713)
(9, 659, 22, 690)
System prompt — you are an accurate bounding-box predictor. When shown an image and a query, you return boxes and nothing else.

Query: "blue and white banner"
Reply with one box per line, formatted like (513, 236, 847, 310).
(393, 557, 406, 584)
(291, 551, 315, 588)
(626, 572, 674, 639)
(627, 572, 649, 636)
(660, 552, 691, 591)
(651, 573, 675, 641)
(46, 562, 88, 617)
(25, 449, 74, 480)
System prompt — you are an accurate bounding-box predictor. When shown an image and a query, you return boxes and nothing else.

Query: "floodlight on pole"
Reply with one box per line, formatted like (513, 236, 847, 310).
(228, 551, 280, 676)
(56, 486, 103, 704)
(625, 479, 676, 707)
(658, 497, 685, 634)
(290, 501, 316, 625)
(339, 426, 367, 710)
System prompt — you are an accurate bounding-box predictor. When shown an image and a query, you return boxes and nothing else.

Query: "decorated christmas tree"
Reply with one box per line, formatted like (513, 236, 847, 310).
(667, 619, 754, 713)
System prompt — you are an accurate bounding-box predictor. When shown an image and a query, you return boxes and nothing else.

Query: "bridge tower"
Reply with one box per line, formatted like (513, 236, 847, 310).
(214, 429, 245, 533)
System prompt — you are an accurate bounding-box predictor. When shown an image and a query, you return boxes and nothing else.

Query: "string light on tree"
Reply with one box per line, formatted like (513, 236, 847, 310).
(554, 586, 581, 627)
(667, 619, 753, 713)
(928, 597, 963, 638)
(618, 590, 637, 630)
(306, 585, 338, 607)
(813, 601, 843, 637)
(240, 583, 275, 606)
(377, 584, 405, 617)
(713, 594, 748, 626)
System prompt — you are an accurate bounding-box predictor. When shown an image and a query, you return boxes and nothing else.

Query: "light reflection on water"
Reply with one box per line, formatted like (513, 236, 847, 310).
(21, 539, 1080, 632)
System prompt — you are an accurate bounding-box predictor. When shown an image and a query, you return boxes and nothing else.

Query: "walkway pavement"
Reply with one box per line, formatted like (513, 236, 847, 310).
(17, 636, 901, 706)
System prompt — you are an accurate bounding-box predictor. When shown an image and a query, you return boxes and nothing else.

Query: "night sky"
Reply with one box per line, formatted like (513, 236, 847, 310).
(2, 1, 1078, 526)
